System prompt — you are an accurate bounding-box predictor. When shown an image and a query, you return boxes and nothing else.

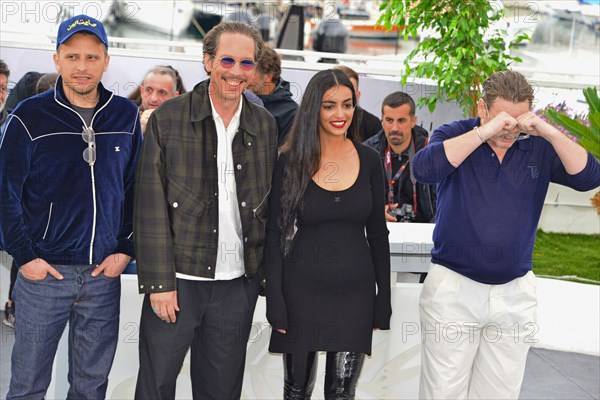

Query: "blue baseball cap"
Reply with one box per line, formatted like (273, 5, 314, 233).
(56, 14, 108, 50)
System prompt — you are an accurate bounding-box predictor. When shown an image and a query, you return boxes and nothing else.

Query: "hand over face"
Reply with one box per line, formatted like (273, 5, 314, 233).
(516, 111, 554, 138)
(486, 110, 552, 140)
(480, 110, 520, 141)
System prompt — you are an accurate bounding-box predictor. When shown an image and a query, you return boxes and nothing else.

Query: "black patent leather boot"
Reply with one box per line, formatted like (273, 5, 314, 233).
(323, 352, 366, 400)
(283, 352, 318, 400)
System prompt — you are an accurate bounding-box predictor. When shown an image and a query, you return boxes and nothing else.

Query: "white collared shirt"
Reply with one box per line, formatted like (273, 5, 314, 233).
(176, 96, 245, 281)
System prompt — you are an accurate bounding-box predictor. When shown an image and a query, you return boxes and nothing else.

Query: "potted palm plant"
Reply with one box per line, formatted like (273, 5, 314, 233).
(544, 87, 600, 213)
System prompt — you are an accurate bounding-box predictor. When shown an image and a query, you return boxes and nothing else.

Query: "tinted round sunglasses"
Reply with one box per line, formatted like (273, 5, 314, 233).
(216, 56, 256, 71)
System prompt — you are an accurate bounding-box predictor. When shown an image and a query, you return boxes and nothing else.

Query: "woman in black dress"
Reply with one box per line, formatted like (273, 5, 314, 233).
(265, 69, 392, 399)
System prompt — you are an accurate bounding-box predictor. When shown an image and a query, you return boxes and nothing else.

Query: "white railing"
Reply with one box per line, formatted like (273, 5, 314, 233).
(1, 31, 599, 88)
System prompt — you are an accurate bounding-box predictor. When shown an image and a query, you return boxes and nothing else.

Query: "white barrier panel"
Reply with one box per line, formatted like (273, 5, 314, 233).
(0, 253, 596, 397)
(44, 275, 600, 398)
(48, 276, 423, 399)
(388, 223, 434, 273)
(538, 184, 600, 235)
(533, 278, 600, 356)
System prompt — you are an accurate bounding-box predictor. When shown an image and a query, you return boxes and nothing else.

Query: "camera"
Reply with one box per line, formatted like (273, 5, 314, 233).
(388, 204, 415, 222)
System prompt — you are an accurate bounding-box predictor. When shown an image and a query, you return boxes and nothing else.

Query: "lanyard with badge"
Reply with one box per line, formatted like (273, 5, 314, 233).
(384, 142, 418, 216)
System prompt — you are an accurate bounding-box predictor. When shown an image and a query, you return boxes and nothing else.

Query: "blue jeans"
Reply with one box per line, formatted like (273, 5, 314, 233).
(7, 264, 121, 400)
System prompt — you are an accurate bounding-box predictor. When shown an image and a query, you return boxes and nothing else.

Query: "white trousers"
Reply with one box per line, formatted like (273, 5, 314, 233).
(419, 264, 538, 400)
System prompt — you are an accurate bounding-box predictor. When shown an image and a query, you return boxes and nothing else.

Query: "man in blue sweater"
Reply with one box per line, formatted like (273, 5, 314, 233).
(0, 15, 141, 398)
(413, 70, 600, 399)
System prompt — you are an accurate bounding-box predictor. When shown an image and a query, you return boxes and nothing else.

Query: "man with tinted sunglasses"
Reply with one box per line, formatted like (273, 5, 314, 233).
(0, 15, 142, 399)
(134, 21, 278, 399)
(413, 70, 600, 399)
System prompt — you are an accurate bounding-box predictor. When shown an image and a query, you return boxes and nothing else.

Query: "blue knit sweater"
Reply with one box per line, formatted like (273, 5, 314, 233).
(413, 117, 600, 284)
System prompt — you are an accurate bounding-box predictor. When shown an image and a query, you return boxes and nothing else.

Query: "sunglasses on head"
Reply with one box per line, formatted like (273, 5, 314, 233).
(216, 56, 256, 71)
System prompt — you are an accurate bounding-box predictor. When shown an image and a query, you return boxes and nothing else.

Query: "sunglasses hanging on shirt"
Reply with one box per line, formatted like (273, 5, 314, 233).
(82, 126, 96, 166)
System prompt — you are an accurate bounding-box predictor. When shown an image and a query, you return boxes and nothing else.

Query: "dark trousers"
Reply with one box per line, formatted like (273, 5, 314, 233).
(284, 351, 366, 399)
(135, 276, 260, 400)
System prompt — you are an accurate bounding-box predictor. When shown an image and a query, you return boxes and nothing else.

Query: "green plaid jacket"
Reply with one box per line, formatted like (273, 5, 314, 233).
(134, 79, 278, 293)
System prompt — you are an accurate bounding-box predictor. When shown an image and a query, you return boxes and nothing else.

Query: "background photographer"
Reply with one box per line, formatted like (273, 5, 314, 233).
(364, 91, 436, 223)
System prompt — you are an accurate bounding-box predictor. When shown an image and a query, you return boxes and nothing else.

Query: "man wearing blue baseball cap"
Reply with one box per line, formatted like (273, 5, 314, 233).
(56, 14, 110, 49)
(0, 14, 142, 399)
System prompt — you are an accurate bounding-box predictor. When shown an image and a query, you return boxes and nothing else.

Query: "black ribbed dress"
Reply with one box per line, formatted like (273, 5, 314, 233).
(265, 142, 392, 355)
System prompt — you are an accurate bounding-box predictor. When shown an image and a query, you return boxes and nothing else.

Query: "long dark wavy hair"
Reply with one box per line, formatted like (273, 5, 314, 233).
(278, 69, 360, 255)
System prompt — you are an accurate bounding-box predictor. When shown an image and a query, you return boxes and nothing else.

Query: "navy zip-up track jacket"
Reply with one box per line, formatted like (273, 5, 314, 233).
(0, 76, 142, 267)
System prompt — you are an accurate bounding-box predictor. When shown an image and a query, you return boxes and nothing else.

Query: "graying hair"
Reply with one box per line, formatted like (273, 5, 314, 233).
(143, 66, 178, 94)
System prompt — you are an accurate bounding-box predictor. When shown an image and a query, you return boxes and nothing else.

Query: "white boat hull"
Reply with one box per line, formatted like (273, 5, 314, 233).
(116, 0, 194, 36)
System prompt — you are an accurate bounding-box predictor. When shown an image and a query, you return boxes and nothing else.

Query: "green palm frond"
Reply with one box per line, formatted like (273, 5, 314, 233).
(546, 87, 600, 160)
